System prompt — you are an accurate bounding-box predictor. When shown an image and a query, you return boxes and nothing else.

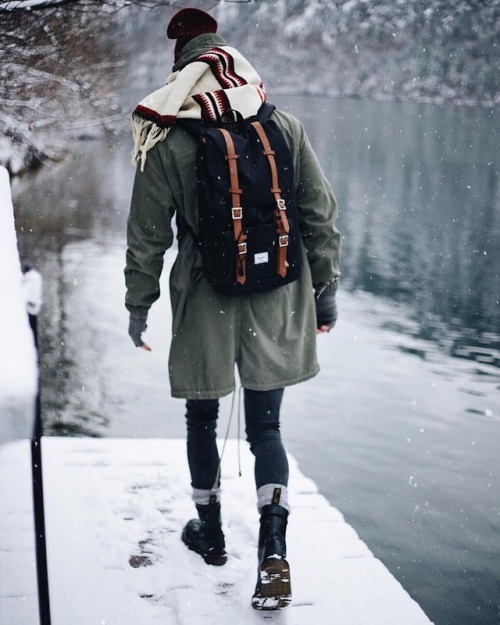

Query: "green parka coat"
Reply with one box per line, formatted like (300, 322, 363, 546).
(125, 37, 340, 400)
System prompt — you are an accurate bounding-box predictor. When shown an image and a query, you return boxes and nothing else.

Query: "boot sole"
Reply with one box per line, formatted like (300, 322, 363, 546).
(181, 529, 227, 566)
(252, 558, 292, 610)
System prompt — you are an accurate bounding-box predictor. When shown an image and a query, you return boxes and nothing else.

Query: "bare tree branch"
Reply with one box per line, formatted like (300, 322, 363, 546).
(0, 0, 228, 14)
(0, 0, 258, 15)
(0, 0, 79, 13)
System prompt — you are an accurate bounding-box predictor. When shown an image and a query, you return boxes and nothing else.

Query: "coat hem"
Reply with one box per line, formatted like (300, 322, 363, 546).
(171, 384, 236, 400)
(170, 365, 320, 399)
(241, 366, 320, 392)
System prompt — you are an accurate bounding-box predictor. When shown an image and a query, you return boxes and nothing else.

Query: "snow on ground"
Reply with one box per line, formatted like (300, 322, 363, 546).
(0, 440, 39, 625)
(9, 437, 433, 625)
(0, 166, 38, 443)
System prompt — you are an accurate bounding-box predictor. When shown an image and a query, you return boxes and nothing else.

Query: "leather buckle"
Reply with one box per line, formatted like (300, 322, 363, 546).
(279, 235, 289, 247)
(232, 207, 242, 220)
(276, 199, 286, 211)
(238, 242, 247, 254)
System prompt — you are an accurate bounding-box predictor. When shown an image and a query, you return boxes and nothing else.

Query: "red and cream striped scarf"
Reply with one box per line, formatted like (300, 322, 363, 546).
(131, 46, 266, 171)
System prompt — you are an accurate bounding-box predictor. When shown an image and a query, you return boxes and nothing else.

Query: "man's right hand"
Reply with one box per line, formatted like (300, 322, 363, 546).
(315, 289, 338, 333)
(128, 309, 152, 351)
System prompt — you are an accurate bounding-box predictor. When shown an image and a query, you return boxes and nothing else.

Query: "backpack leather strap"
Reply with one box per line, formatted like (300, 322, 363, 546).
(219, 128, 247, 285)
(251, 121, 290, 278)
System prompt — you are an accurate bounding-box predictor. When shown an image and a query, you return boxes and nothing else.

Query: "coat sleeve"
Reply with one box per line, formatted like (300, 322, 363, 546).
(274, 111, 341, 293)
(124, 144, 176, 312)
(295, 122, 341, 293)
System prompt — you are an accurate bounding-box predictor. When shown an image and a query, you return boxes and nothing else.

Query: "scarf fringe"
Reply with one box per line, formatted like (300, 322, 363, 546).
(131, 114, 169, 172)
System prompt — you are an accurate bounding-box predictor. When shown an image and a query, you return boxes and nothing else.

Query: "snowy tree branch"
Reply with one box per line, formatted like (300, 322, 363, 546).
(0, 0, 129, 173)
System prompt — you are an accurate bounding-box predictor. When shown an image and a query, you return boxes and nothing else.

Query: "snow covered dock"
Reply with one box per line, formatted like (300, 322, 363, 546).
(0, 166, 38, 443)
(1, 438, 433, 625)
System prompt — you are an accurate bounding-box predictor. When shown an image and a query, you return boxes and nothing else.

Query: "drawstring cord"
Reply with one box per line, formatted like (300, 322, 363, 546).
(211, 387, 243, 492)
(237, 386, 243, 477)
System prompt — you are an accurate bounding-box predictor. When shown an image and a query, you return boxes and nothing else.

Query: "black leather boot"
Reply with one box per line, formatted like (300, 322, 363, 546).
(251, 504, 292, 610)
(181, 502, 227, 566)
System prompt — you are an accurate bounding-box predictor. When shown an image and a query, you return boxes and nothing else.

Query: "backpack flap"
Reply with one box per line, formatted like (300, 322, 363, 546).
(195, 109, 301, 295)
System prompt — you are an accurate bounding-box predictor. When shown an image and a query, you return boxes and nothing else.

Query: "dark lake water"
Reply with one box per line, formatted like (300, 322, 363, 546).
(13, 96, 500, 625)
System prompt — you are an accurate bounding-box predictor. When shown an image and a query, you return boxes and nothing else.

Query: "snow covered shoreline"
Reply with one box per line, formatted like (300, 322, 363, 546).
(2, 0, 497, 176)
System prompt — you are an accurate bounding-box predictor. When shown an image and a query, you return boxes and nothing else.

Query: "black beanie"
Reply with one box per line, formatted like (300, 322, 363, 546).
(167, 8, 218, 62)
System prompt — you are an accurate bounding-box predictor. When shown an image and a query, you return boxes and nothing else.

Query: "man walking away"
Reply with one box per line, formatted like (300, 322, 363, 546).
(125, 7, 340, 610)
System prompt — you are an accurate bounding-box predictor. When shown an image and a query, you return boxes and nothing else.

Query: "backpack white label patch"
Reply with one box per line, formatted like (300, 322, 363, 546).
(254, 252, 269, 265)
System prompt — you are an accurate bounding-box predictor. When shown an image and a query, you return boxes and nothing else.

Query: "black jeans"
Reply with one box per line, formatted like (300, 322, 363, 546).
(185, 388, 289, 492)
